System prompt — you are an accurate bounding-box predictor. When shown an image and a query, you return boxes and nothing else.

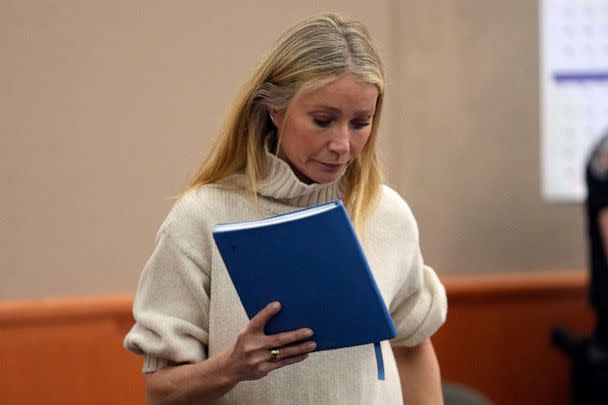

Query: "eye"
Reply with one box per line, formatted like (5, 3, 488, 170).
(351, 120, 371, 129)
(313, 118, 332, 128)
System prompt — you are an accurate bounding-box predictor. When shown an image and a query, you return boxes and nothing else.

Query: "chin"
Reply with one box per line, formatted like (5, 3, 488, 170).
(294, 164, 346, 184)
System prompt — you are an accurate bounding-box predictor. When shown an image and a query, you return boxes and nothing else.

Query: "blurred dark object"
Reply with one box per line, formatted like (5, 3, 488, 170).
(442, 382, 493, 405)
(552, 327, 608, 405)
(551, 133, 608, 404)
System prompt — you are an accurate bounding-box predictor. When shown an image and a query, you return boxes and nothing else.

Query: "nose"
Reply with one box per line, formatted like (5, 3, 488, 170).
(327, 124, 350, 156)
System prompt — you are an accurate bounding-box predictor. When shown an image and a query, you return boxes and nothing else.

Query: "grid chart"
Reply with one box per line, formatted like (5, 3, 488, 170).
(541, 0, 608, 202)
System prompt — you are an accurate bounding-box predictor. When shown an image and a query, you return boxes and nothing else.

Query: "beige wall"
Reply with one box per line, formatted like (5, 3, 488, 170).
(393, 1, 586, 272)
(1, 1, 585, 299)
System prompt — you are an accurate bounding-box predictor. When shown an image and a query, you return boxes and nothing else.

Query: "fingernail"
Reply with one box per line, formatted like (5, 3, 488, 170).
(307, 342, 317, 350)
(272, 302, 281, 310)
(303, 329, 313, 337)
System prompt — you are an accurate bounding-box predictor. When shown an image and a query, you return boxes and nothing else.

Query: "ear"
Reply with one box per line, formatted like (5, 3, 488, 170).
(272, 109, 286, 129)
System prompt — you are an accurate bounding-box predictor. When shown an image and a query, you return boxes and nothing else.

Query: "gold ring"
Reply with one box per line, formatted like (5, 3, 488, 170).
(269, 348, 281, 362)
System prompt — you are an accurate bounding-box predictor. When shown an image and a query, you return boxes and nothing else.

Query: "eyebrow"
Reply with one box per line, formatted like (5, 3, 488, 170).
(309, 105, 375, 116)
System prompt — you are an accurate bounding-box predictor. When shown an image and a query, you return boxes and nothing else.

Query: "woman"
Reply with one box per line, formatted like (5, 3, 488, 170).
(124, 13, 447, 405)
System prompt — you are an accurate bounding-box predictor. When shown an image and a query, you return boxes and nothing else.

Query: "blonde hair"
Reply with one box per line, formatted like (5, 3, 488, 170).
(187, 13, 385, 232)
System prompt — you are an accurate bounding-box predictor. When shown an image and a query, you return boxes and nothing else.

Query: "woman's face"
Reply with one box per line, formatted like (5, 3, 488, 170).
(274, 74, 379, 184)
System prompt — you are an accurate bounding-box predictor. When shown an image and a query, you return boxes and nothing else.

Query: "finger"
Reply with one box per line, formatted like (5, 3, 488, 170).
(247, 302, 281, 332)
(265, 328, 314, 349)
(251, 340, 316, 366)
(265, 353, 310, 373)
(270, 341, 317, 360)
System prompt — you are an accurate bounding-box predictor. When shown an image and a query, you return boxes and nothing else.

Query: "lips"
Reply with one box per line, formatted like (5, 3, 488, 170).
(318, 161, 348, 169)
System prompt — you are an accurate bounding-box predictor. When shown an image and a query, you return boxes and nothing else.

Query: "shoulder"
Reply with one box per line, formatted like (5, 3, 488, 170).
(162, 187, 214, 231)
(375, 184, 416, 221)
(376, 185, 414, 214)
(370, 185, 419, 241)
(159, 184, 245, 248)
(588, 133, 608, 182)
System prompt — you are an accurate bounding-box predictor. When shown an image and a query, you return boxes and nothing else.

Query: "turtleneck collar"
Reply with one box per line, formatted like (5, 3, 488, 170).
(224, 139, 345, 208)
(256, 144, 345, 206)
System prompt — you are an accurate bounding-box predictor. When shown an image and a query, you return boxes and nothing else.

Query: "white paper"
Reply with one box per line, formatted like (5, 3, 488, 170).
(541, 0, 608, 202)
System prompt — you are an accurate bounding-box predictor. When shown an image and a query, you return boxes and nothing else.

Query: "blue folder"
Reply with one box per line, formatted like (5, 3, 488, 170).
(212, 200, 397, 379)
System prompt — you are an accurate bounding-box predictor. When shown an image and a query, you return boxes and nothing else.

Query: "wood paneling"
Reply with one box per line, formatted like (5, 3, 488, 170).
(0, 271, 594, 405)
(435, 271, 594, 405)
(0, 295, 144, 405)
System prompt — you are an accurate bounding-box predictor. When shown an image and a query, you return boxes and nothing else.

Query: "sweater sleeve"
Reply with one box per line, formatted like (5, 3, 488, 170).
(375, 185, 447, 347)
(123, 229, 211, 373)
(389, 243, 447, 347)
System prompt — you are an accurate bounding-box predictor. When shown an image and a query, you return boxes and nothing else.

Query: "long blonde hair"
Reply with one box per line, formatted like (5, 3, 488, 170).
(187, 13, 385, 232)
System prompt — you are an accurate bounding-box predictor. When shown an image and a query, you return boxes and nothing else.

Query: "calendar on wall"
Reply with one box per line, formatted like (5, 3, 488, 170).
(541, 0, 608, 202)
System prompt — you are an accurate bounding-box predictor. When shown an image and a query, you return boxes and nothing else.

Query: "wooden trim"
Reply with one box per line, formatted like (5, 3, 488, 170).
(0, 270, 588, 320)
(0, 293, 134, 324)
(442, 269, 588, 300)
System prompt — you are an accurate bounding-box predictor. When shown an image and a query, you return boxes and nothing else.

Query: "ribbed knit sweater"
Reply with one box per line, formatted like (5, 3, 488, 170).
(124, 149, 447, 404)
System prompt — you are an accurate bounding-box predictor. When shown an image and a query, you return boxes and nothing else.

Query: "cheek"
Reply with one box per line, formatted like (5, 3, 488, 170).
(281, 126, 319, 164)
(351, 133, 372, 157)
(292, 130, 325, 159)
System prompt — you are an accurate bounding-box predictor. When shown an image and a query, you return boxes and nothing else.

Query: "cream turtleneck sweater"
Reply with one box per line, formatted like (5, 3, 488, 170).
(124, 149, 447, 405)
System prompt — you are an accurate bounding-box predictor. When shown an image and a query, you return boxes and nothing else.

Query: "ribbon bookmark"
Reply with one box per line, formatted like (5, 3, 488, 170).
(374, 341, 385, 380)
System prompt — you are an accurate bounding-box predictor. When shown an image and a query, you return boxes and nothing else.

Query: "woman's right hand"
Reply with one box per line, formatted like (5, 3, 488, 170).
(221, 301, 316, 382)
(144, 302, 316, 405)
